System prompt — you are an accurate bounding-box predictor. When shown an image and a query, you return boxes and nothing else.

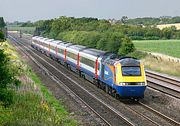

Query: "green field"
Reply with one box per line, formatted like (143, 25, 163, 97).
(7, 26, 35, 34)
(133, 40, 180, 58)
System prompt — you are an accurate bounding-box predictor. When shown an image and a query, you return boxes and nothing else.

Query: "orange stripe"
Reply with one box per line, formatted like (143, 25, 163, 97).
(64, 49, 66, 61)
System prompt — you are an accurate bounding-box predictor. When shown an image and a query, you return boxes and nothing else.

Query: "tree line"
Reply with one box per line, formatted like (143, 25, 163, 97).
(34, 17, 135, 55)
(126, 16, 180, 26)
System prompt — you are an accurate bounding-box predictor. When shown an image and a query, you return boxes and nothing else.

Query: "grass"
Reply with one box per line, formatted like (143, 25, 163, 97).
(142, 55, 180, 77)
(133, 40, 180, 58)
(7, 26, 35, 35)
(0, 41, 78, 126)
(127, 51, 180, 77)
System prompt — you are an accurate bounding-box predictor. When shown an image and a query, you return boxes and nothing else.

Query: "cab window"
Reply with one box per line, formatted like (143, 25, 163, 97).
(122, 66, 141, 76)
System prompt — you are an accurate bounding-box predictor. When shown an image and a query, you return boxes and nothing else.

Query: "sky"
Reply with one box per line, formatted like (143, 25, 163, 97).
(0, 0, 180, 22)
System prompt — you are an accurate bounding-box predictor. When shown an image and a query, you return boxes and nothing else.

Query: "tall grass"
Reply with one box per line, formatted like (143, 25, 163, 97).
(142, 55, 180, 77)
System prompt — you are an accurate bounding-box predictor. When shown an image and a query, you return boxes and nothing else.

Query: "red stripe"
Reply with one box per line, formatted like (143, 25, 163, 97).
(95, 59, 98, 79)
(114, 66, 116, 84)
(77, 53, 80, 70)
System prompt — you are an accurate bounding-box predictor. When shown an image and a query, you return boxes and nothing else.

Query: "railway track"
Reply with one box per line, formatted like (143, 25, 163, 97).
(138, 102, 180, 126)
(146, 70, 180, 99)
(9, 34, 134, 126)
(8, 33, 180, 126)
(17, 32, 180, 99)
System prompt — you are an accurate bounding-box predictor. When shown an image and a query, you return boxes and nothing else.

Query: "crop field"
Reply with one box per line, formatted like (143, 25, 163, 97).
(133, 40, 180, 58)
(157, 23, 180, 30)
(7, 26, 35, 34)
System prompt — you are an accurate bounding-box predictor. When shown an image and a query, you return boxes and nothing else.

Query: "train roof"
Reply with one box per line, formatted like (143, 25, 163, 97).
(80, 48, 106, 57)
(53, 40, 63, 43)
(57, 42, 72, 47)
(120, 58, 140, 66)
(67, 45, 86, 51)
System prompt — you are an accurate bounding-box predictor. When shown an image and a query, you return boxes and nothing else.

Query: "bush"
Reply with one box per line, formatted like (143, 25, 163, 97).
(118, 37, 135, 56)
(0, 50, 20, 106)
(0, 88, 14, 107)
(0, 31, 5, 41)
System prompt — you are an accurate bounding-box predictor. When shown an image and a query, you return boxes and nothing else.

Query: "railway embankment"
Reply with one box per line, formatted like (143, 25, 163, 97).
(0, 41, 78, 125)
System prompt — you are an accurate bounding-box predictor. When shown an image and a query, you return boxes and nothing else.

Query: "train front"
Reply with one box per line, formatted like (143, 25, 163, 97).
(115, 58, 147, 99)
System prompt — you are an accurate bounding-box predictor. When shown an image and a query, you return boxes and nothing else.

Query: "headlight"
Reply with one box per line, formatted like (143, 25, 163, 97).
(119, 82, 126, 86)
(136, 82, 145, 85)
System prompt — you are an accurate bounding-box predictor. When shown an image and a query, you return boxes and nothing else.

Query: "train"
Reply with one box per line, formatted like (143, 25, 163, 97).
(31, 36, 147, 100)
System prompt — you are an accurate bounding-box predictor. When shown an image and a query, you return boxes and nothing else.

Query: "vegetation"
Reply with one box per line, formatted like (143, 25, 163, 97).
(33, 17, 135, 55)
(141, 55, 180, 77)
(126, 16, 180, 26)
(0, 44, 20, 107)
(7, 26, 35, 35)
(0, 17, 6, 28)
(0, 31, 5, 41)
(133, 40, 180, 58)
(0, 17, 6, 41)
(0, 41, 77, 125)
(34, 16, 180, 44)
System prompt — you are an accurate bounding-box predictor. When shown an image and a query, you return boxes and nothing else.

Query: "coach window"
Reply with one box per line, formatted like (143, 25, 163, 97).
(80, 57, 95, 68)
(67, 52, 77, 60)
(58, 48, 64, 54)
(51, 45, 56, 51)
(38, 41, 41, 45)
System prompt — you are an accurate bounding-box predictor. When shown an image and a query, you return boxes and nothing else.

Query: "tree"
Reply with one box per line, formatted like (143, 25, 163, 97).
(0, 31, 5, 42)
(121, 16, 128, 24)
(118, 37, 135, 56)
(0, 17, 6, 28)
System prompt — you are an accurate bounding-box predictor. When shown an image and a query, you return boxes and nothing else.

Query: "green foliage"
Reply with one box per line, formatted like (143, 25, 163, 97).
(0, 50, 20, 106)
(1, 91, 77, 126)
(20, 21, 35, 27)
(0, 17, 6, 28)
(0, 31, 5, 41)
(126, 16, 180, 26)
(127, 50, 147, 59)
(57, 31, 125, 53)
(118, 37, 135, 56)
(0, 42, 77, 126)
(34, 16, 135, 55)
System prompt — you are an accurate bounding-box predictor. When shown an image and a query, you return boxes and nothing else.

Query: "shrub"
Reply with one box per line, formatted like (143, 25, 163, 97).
(118, 37, 135, 56)
(0, 31, 5, 41)
(0, 50, 20, 106)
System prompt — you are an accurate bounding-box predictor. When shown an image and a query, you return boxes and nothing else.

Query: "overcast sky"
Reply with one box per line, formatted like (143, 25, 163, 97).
(0, 0, 180, 22)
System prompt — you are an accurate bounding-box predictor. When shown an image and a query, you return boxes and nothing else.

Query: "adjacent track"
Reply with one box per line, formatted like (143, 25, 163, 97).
(146, 71, 180, 99)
